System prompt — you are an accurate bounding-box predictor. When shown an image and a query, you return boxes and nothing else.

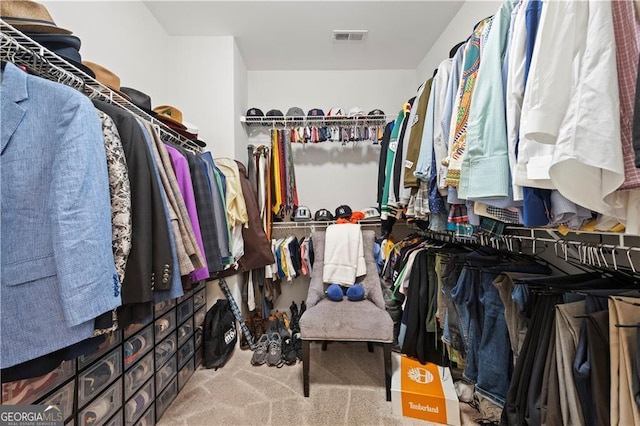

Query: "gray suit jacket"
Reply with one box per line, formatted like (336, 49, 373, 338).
(1, 63, 121, 368)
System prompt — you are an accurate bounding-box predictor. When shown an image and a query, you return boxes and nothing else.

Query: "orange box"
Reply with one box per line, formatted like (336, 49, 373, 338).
(391, 353, 460, 425)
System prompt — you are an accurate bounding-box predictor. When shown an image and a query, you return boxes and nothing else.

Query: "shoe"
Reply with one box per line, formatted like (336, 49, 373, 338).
(289, 301, 299, 323)
(292, 332, 303, 361)
(266, 333, 283, 367)
(300, 301, 307, 317)
(274, 311, 290, 329)
(281, 335, 297, 366)
(250, 334, 270, 366)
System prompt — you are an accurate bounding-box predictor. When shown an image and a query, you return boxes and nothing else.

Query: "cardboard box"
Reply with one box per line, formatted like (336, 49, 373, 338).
(391, 353, 460, 425)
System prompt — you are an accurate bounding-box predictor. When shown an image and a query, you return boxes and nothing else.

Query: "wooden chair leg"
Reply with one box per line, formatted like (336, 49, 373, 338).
(367, 342, 374, 353)
(303, 340, 310, 397)
(321, 341, 328, 351)
(383, 343, 392, 402)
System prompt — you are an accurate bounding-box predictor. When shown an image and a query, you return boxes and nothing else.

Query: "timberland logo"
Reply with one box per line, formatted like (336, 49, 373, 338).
(407, 367, 434, 384)
(408, 402, 439, 413)
(0, 405, 63, 425)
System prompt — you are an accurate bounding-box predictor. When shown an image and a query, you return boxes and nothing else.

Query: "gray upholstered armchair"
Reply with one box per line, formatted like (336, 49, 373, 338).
(299, 230, 394, 400)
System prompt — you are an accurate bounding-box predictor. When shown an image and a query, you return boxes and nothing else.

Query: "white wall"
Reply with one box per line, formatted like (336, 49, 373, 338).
(42, 1, 170, 105)
(233, 40, 249, 163)
(415, 0, 503, 83)
(165, 36, 236, 158)
(248, 69, 417, 213)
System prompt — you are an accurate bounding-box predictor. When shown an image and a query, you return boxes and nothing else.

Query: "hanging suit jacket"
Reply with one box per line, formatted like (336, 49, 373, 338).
(92, 100, 173, 326)
(0, 63, 121, 368)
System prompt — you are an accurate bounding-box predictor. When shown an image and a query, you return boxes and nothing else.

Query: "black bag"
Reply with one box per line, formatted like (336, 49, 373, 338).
(204, 299, 237, 370)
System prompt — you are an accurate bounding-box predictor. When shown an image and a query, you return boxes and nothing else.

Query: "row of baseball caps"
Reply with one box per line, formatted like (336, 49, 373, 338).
(292, 205, 380, 222)
(245, 107, 387, 125)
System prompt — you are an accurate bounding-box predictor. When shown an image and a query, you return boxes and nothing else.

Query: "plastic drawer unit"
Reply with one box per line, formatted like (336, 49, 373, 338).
(194, 325, 203, 349)
(178, 356, 195, 392)
(154, 298, 176, 319)
(78, 377, 122, 426)
(177, 317, 194, 347)
(193, 288, 206, 312)
(37, 378, 75, 423)
(124, 351, 154, 400)
(124, 324, 154, 369)
(177, 337, 195, 370)
(155, 378, 177, 422)
(176, 289, 192, 305)
(124, 378, 154, 425)
(2, 359, 76, 405)
(78, 330, 122, 370)
(78, 349, 122, 407)
(177, 298, 194, 326)
(124, 313, 153, 340)
(156, 355, 177, 394)
(195, 342, 204, 368)
(155, 333, 177, 370)
(103, 409, 123, 426)
(137, 403, 155, 426)
(154, 310, 176, 343)
(193, 306, 206, 329)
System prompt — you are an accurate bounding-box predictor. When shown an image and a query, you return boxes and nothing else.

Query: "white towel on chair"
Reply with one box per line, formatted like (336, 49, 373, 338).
(322, 224, 366, 285)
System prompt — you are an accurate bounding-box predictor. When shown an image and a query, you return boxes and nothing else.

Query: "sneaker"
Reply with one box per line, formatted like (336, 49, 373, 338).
(266, 333, 283, 367)
(281, 336, 297, 366)
(250, 334, 270, 366)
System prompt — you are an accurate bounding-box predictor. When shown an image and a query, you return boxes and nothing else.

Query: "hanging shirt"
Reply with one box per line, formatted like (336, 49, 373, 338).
(459, 0, 518, 200)
(166, 144, 209, 283)
(444, 17, 491, 187)
(440, 44, 466, 191)
(545, 0, 626, 223)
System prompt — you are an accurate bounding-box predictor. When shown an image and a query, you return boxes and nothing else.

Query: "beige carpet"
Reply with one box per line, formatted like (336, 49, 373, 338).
(159, 342, 482, 426)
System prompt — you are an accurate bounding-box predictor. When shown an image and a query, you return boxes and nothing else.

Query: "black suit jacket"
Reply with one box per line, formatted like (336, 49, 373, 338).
(93, 101, 173, 325)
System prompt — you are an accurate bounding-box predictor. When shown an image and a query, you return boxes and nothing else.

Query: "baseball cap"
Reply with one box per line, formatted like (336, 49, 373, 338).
(293, 206, 312, 222)
(314, 209, 333, 221)
(286, 107, 305, 120)
(307, 108, 325, 119)
(245, 107, 264, 126)
(361, 207, 381, 220)
(266, 109, 284, 117)
(348, 107, 364, 118)
(327, 107, 344, 117)
(335, 205, 352, 219)
(368, 109, 385, 118)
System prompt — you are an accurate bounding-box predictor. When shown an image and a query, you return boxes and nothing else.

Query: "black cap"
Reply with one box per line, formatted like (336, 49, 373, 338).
(266, 109, 284, 117)
(334, 205, 352, 219)
(314, 209, 333, 221)
(368, 109, 385, 118)
(245, 107, 264, 126)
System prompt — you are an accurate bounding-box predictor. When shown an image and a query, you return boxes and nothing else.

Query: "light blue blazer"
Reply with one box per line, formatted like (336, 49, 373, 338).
(1, 63, 122, 368)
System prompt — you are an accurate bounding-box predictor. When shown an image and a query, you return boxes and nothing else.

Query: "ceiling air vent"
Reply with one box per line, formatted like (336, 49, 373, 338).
(333, 30, 368, 42)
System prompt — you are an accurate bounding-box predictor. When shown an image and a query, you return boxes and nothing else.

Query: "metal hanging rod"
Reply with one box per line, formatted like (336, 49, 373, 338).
(272, 220, 382, 231)
(416, 228, 640, 271)
(240, 116, 390, 125)
(0, 20, 202, 153)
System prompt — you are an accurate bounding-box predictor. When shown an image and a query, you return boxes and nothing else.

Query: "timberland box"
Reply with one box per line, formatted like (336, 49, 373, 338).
(391, 353, 460, 425)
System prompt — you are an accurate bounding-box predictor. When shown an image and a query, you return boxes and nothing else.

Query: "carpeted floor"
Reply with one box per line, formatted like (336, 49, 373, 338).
(159, 342, 481, 425)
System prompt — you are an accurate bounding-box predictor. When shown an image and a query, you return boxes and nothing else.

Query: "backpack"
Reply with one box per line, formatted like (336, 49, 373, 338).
(203, 298, 237, 370)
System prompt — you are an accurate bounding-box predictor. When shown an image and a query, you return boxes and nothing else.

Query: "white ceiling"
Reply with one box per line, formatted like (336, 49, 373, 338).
(143, 1, 464, 71)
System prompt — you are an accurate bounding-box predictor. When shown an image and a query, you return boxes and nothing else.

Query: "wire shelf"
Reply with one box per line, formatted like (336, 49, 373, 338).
(0, 20, 202, 152)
